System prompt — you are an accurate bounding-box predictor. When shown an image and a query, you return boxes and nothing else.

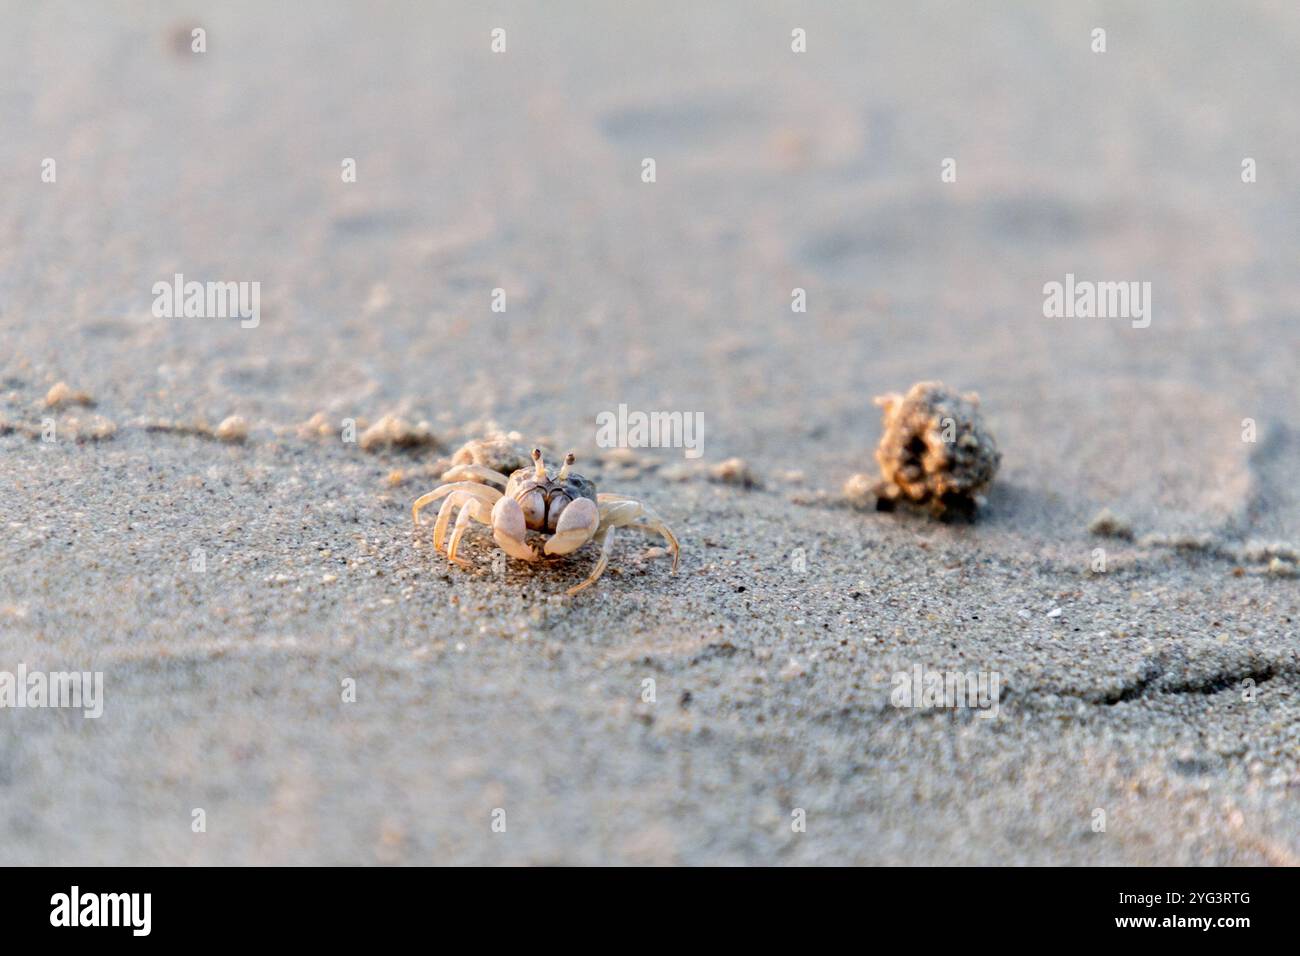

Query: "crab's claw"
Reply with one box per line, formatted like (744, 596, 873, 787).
(492, 496, 538, 562)
(543, 497, 598, 556)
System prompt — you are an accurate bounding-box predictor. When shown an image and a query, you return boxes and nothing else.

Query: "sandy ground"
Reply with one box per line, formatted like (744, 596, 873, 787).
(1, 1, 1297, 865)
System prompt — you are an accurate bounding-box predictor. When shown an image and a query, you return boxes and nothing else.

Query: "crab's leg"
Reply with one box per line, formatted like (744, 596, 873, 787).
(431, 490, 474, 552)
(565, 526, 617, 596)
(565, 499, 679, 595)
(412, 481, 500, 529)
(596, 498, 680, 571)
(439, 464, 510, 489)
(447, 498, 493, 565)
(596, 493, 659, 532)
(433, 487, 503, 553)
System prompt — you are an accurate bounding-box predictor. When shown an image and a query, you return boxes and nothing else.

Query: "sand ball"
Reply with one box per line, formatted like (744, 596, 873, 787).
(872, 380, 1000, 518)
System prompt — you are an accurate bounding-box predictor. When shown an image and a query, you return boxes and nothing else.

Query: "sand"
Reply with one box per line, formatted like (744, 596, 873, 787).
(0, 1, 1297, 865)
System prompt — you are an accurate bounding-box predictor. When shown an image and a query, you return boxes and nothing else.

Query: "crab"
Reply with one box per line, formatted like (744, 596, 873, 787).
(411, 448, 680, 595)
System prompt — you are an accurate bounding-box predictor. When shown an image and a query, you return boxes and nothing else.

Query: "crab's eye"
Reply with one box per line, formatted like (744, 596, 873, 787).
(546, 493, 572, 532)
(518, 489, 546, 531)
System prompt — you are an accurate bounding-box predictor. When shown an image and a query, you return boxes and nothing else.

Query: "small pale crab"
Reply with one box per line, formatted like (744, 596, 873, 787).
(412, 448, 680, 595)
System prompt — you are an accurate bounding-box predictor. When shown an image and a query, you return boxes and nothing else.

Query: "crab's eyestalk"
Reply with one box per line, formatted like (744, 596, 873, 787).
(557, 451, 576, 481)
(532, 447, 546, 480)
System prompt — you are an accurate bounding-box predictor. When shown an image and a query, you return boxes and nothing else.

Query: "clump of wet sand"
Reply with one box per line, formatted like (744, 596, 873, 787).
(358, 414, 438, 452)
(845, 381, 1000, 519)
(709, 456, 760, 488)
(450, 434, 536, 477)
(44, 381, 95, 409)
(215, 415, 249, 442)
(296, 411, 339, 440)
(1088, 508, 1135, 539)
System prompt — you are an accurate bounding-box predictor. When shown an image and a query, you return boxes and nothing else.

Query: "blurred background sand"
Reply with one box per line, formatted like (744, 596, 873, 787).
(0, 1, 1297, 864)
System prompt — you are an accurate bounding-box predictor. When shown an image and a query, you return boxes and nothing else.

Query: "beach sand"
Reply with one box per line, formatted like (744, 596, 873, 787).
(1, 1, 1297, 864)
